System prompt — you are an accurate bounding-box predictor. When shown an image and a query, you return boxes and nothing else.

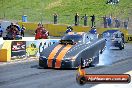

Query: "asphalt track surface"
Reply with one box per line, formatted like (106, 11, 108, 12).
(0, 41, 132, 88)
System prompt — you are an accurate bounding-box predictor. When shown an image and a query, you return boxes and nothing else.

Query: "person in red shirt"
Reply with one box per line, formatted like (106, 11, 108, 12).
(35, 23, 43, 40)
(35, 24, 49, 39)
(41, 25, 49, 39)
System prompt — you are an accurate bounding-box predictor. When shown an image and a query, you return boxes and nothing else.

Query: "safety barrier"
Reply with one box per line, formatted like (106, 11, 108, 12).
(0, 39, 59, 62)
(0, 41, 11, 62)
(18, 22, 91, 37)
(18, 22, 129, 37)
(0, 34, 132, 62)
(125, 34, 132, 43)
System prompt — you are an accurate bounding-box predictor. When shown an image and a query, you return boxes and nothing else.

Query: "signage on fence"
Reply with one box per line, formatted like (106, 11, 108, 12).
(26, 39, 60, 58)
(11, 40, 60, 59)
(11, 41, 26, 59)
(126, 34, 132, 42)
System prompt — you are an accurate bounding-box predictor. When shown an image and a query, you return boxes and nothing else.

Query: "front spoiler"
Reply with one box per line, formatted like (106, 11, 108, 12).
(39, 58, 76, 69)
(111, 42, 120, 47)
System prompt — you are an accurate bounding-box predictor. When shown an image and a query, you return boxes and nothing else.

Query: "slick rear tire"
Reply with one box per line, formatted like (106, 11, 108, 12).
(122, 44, 124, 49)
(37, 66, 44, 69)
(100, 50, 103, 54)
(119, 43, 122, 50)
(89, 54, 99, 67)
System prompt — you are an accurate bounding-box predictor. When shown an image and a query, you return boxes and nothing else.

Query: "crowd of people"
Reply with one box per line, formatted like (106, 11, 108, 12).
(74, 13, 95, 27)
(4, 23, 26, 40)
(53, 13, 129, 29)
(0, 13, 129, 40)
(101, 15, 129, 29)
(0, 22, 49, 40)
(53, 13, 96, 27)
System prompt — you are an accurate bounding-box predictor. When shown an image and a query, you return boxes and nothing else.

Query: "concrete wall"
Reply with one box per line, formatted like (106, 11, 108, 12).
(18, 22, 91, 37)
(0, 39, 60, 62)
(126, 34, 132, 43)
(0, 41, 11, 62)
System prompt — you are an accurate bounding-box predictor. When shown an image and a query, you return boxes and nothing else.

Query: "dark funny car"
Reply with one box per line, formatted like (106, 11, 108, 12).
(39, 32, 106, 69)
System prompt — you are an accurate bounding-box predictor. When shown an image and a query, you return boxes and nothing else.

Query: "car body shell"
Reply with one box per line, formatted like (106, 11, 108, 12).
(110, 31, 124, 50)
(39, 32, 106, 69)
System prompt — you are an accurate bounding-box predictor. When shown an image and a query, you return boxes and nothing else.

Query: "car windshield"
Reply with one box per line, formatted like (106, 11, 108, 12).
(113, 33, 121, 38)
(61, 34, 82, 42)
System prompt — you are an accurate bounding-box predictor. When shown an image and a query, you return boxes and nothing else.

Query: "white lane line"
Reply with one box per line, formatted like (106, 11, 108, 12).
(0, 58, 38, 66)
(22, 37, 35, 41)
(0, 37, 35, 41)
(91, 71, 132, 88)
(0, 38, 4, 45)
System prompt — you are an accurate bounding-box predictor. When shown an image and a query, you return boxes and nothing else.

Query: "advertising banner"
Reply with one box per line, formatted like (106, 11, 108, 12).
(11, 39, 60, 59)
(26, 39, 60, 58)
(11, 41, 26, 59)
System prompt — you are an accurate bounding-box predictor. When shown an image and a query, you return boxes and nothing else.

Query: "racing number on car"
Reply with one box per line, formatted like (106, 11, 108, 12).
(127, 37, 132, 41)
(83, 59, 92, 66)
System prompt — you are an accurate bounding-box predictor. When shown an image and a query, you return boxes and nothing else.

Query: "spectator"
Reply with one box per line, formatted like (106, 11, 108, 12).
(35, 23, 49, 39)
(21, 24, 26, 37)
(89, 26, 97, 34)
(90, 15, 95, 27)
(15, 22, 21, 32)
(106, 0, 119, 4)
(123, 20, 128, 29)
(75, 13, 79, 26)
(35, 23, 42, 39)
(9, 22, 14, 29)
(0, 25, 3, 37)
(53, 13, 58, 24)
(107, 16, 112, 27)
(82, 14, 88, 26)
(114, 18, 120, 28)
(12, 25, 19, 39)
(66, 26, 73, 33)
(41, 25, 49, 39)
(102, 15, 108, 28)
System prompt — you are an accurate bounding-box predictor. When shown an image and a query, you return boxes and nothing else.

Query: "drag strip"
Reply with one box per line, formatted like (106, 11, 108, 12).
(0, 57, 132, 88)
(0, 43, 132, 88)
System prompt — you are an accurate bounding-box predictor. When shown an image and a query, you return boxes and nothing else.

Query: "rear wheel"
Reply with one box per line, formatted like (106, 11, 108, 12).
(100, 50, 103, 54)
(81, 58, 89, 68)
(89, 54, 99, 67)
(122, 43, 124, 49)
(119, 43, 122, 50)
